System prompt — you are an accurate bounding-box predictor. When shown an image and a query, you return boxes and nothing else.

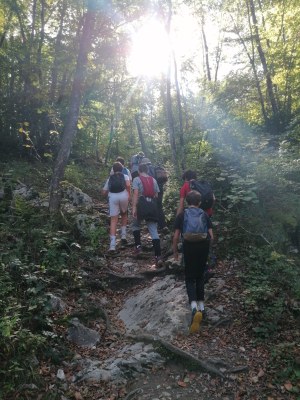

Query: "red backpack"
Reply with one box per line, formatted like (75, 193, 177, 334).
(139, 175, 155, 197)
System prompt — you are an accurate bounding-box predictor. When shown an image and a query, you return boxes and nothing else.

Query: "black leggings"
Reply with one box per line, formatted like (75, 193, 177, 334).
(183, 240, 210, 303)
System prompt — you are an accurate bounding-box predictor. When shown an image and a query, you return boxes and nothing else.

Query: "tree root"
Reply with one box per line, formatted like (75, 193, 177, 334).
(124, 388, 143, 400)
(126, 333, 225, 378)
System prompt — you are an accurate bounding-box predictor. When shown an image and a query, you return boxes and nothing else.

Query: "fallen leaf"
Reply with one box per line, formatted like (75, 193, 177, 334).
(284, 382, 293, 391)
(74, 392, 83, 400)
(177, 380, 187, 388)
(257, 369, 265, 378)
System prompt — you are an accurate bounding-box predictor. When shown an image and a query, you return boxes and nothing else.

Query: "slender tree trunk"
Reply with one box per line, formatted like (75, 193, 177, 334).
(49, 6, 97, 213)
(50, 0, 67, 102)
(135, 114, 148, 156)
(172, 50, 185, 170)
(248, 0, 280, 131)
(232, 14, 268, 125)
(161, 0, 178, 170)
(201, 24, 211, 82)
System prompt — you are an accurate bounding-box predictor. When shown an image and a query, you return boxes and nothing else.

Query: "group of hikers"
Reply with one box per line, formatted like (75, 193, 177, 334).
(102, 151, 216, 333)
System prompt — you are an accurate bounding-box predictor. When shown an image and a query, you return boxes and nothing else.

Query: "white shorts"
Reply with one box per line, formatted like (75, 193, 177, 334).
(108, 190, 129, 217)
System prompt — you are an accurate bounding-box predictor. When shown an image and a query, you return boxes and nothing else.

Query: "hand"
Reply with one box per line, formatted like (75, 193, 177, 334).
(132, 206, 137, 218)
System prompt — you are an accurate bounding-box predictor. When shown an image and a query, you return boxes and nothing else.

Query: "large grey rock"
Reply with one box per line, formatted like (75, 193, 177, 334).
(13, 184, 39, 200)
(75, 213, 102, 238)
(67, 318, 100, 348)
(118, 275, 190, 338)
(46, 293, 66, 313)
(73, 342, 164, 384)
(62, 184, 93, 209)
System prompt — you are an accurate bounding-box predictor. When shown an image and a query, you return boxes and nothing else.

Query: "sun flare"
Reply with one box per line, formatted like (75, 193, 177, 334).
(127, 19, 170, 77)
(126, 6, 222, 82)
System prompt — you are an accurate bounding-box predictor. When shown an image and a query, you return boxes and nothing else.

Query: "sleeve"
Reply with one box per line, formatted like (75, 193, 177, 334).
(179, 182, 190, 198)
(103, 178, 109, 191)
(153, 178, 160, 193)
(174, 212, 184, 231)
(206, 213, 213, 229)
(124, 174, 130, 182)
(132, 176, 140, 191)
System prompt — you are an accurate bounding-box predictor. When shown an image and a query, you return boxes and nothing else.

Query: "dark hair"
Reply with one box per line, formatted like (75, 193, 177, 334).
(182, 169, 197, 181)
(116, 156, 125, 165)
(138, 163, 148, 173)
(186, 190, 201, 206)
(113, 161, 123, 173)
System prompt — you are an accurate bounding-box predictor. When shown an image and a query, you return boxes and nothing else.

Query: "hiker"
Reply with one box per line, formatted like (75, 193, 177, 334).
(177, 169, 215, 216)
(131, 163, 162, 267)
(130, 151, 145, 179)
(173, 190, 214, 333)
(141, 157, 168, 232)
(110, 156, 132, 182)
(102, 161, 131, 251)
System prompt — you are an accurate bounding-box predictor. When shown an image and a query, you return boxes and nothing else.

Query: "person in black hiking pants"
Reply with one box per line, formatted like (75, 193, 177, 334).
(173, 190, 213, 333)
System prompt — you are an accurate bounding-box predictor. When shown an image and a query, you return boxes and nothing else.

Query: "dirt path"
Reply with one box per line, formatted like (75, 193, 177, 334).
(80, 231, 292, 400)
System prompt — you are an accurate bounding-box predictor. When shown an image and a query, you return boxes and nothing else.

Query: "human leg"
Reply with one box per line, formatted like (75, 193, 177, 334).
(108, 194, 120, 251)
(157, 188, 166, 230)
(132, 217, 142, 251)
(147, 221, 162, 265)
(119, 192, 129, 243)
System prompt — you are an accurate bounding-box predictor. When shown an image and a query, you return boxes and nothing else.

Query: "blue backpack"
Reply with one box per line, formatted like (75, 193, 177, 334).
(182, 207, 208, 242)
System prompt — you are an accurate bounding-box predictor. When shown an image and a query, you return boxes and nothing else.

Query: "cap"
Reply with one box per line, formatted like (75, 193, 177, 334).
(138, 151, 145, 157)
(141, 157, 151, 164)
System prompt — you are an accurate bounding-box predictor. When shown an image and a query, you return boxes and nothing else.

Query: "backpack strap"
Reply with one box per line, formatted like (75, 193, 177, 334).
(139, 175, 155, 197)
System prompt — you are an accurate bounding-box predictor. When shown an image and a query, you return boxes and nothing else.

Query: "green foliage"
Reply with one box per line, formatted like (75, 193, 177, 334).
(239, 247, 300, 337)
(271, 342, 300, 387)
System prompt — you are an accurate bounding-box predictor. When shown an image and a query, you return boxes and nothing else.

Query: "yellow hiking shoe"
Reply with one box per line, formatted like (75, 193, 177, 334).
(189, 310, 203, 333)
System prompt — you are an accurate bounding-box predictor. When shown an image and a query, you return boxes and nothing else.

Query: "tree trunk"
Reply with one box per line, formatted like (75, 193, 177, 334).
(134, 114, 148, 156)
(162, 0, 178, 170)
(49, 6, 97, 213)
(201, 24, 211, 82)
(248, 0, 281, 131)
(172, 50, 185, 170)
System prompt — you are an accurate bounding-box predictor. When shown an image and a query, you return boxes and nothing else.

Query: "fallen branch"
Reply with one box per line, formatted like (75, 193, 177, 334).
(124, 388, 143, 400)
(126, 333, 225, 378)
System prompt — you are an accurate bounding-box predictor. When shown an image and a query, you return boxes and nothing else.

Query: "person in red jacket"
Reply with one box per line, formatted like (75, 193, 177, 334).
(176, 170, 214, 217)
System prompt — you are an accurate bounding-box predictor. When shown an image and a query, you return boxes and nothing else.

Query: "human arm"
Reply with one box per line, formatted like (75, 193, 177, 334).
(102, 179, 109, 196)
(176, 196, 185, 215)
(173, 229, 181, 260)
(132, 188, 139, 218)
(208, 228, 214, 241)
(126, 179, 131, 199)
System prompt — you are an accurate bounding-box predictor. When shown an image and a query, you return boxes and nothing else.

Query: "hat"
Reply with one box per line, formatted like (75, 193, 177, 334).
(141, 157, 151, 165)
(138, 151, 145, 157)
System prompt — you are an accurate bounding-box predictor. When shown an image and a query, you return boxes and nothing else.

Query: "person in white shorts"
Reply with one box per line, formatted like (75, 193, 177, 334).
(102, 162, 131, 251)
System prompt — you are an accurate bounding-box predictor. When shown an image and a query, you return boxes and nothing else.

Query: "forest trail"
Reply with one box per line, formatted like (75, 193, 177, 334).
(65, 199, 293, 400)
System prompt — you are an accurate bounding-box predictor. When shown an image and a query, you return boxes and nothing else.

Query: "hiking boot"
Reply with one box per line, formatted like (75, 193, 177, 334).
(121, 238, 128, 246)
(155, 256, 164, 268)
(108, 244, 116, 252)
(189, 309, 203, 333)
(134, 245, 142, 256)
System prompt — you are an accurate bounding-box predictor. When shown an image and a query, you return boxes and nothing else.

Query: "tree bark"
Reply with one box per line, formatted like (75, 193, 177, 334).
(135, 114, 148, 156)
(172, 50, 185, 170)
(49, 5, 97, 213)
(248, 0, 281, 131)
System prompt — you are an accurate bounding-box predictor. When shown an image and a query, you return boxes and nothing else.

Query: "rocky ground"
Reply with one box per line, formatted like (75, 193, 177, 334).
(36, 221, 299, 400)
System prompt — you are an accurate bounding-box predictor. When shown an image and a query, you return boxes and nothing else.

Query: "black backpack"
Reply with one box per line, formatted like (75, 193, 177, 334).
(108, 173, 126, 193)
(148, 165, 168, 184)
(154, 166, 168, 184)
(189, 180, 214, 209)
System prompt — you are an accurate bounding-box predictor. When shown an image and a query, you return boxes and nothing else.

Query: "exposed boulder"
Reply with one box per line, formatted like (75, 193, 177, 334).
(67, 318, 100, 348)
(118, 275, 190, 338)
(73, 342, 164, 384)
